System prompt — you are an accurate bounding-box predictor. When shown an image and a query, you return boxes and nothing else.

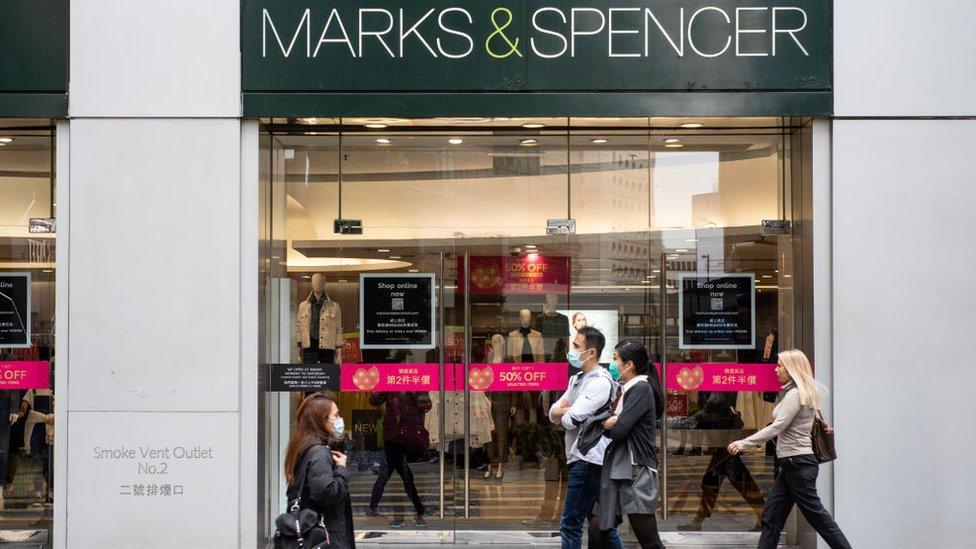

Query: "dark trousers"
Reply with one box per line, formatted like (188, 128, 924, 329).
(758, 454, 852, 549)
(590, 513, 664, 549)
(559, 461, 620, 549)
(698, 449, 765, 519)
(369, 441, 425, 516)
(301, 347, 335, 364)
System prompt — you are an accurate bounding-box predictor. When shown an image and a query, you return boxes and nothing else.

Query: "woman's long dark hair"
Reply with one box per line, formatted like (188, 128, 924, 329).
(615, 339, 665, 418)
(284, 393, 335, 485)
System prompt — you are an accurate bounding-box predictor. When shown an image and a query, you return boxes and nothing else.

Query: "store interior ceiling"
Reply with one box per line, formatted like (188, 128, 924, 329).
(267, 116, 792, 291)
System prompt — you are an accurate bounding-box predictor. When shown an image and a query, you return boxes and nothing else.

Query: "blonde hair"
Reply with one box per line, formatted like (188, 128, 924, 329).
(778, 349, 819, 409)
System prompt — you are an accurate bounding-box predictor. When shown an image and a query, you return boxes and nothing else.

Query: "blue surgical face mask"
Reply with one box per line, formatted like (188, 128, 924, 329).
(608, 361, 621, 381)
(331, 417, 345, 438)
(567, 347, 583, 369)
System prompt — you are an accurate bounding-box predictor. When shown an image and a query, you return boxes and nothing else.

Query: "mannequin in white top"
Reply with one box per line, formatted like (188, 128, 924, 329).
(297, 273, 343, 364)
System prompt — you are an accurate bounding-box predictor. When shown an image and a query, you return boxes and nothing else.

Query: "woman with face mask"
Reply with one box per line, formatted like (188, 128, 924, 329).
(590, 340, 665, 549)
(283, 392, 355, 548)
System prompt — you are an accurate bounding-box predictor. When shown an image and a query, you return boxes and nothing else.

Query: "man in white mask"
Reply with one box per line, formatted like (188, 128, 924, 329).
(549, 326, 620, 549)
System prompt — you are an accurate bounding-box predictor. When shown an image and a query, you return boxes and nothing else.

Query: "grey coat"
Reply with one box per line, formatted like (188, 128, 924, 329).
(596, 380, 661, 530)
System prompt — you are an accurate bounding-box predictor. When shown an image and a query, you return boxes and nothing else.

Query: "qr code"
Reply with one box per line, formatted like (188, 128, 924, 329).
(710, 297, 723, 310)
(391, 297, 404, 311)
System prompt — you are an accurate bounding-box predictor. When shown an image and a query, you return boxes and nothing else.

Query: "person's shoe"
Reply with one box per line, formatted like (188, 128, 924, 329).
(483, 468, 492, 479)
(365, 507, 380, 517)
(415, 516, 428, 528)
(677, 521, 703, 531)
(389, 516, 404, 528)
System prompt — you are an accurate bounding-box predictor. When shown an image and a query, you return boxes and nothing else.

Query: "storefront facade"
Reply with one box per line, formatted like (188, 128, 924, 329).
(1, 0, 973, 548)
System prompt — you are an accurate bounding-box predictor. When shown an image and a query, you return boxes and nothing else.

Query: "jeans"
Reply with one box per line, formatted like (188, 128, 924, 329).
(758, 454, 852, 549)
(560, 461, 620, 549)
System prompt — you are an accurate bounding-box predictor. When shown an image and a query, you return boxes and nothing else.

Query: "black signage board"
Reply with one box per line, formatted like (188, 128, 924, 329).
(679, 273, 754, 349)
(360, 273, 435, 349)
(0, 0, 69, 117)
(0, 273, 31, 348)
(267, 363, 341, 392)
(242, 0, 832, 116)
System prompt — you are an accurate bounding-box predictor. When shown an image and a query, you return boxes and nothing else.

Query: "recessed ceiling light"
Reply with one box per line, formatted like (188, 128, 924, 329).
(641, 280, 652, 284)
(389, 256, 401, 259)
(665, 143, 684, 149)
(375, 138, 391, 145)
(591, 138, 608, 144)
(0, 137, 12, 144)
(524, 244, 537, 249)
(448, 138, 464, 145)
(522, 123, 545, 129)
(784, 274, 793, 278)
(680, 122, 704, 129)
(42, 269, 54, 273)
(664, 138, 681, 144)
(676, 248, 688, 253)
(377, 249, 390, 253)
(652, 269, 660, 273)
(365, 123, 388, 129)
(520, 138, 538, 147)
(299, 118, 319, 125)
(762, 275, 773, 279)
(408, 269, 419, 273)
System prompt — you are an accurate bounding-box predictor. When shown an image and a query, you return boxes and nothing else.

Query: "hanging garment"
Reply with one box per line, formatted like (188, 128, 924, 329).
(425, 391, 494, 447)
(737, 391, 775, 433)
(297, 292, 343, 350)
(535, 311, 570, 362)
(506, 329, 545, 363)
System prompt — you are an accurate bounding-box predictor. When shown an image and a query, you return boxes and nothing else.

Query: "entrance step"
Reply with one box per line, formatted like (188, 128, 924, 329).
(353, 530, 795, 547)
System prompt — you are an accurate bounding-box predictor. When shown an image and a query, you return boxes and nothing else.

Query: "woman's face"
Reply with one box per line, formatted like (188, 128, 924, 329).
(573, 313, 587, 331)
(775, 361, 791, 384)
(613, 350, 633, 382)
(325, 401, 340, 436)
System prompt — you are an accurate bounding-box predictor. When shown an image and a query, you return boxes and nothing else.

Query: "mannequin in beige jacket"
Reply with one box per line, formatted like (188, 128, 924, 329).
(506, 309, 544, 438)
(296, 273, 342, 364)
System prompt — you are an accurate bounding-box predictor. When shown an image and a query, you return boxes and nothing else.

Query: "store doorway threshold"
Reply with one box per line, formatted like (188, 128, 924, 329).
(354, 530, 792, 546)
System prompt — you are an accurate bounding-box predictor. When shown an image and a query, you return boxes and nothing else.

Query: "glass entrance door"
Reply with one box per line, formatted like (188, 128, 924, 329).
(657, 230, 788, 535)
(259, 119, 801, 545)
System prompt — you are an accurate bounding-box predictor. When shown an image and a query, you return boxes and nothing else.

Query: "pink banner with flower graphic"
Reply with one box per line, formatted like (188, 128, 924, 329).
(658, 363, 780, 392)
(467, 362, 568, 392)
(341, 363, 440, 392)
(340, 362, 568, 392)
(0, 361, 50, 389)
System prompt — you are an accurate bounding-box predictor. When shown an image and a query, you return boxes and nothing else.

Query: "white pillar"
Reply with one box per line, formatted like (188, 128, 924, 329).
(58, 1, 254, 547)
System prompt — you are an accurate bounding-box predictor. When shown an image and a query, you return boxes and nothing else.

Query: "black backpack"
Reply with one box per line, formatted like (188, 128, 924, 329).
(274, 447, 330, 549)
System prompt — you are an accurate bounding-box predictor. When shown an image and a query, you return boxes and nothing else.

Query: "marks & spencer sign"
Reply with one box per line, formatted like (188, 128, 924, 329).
(243, 0, 830, 98)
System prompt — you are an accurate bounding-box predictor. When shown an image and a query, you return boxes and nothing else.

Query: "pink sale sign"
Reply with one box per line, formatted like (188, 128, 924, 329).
(0, 361, 50, 389)
(340, 362, 569, 393)
(658, 363, 781, 393)
(467, 362, 568, 392)
(341, 363, 440, 392)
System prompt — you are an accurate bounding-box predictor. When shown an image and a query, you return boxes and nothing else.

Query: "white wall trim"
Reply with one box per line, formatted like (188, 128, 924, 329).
(239, 120, 260, 547)
(53, 120, 70, 549)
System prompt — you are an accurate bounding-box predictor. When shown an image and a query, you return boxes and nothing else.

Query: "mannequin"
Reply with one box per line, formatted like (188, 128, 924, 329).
(506, 309, 544, 363)
(486, 334, 516, 479)
(535, 294, 569, 362)
(296, 273, 342, 364)
(506, 309, 544, 462)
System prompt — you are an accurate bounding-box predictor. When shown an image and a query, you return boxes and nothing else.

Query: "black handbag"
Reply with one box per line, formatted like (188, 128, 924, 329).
(811, 410, 837, 463)
(274, 448, 330, 549)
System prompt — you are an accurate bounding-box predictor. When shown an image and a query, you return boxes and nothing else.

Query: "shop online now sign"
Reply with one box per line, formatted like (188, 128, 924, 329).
(243, 0, 830, 93)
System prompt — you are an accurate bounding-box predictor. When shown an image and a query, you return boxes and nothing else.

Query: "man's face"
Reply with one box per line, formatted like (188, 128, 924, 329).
(572, 333, 593, 363)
